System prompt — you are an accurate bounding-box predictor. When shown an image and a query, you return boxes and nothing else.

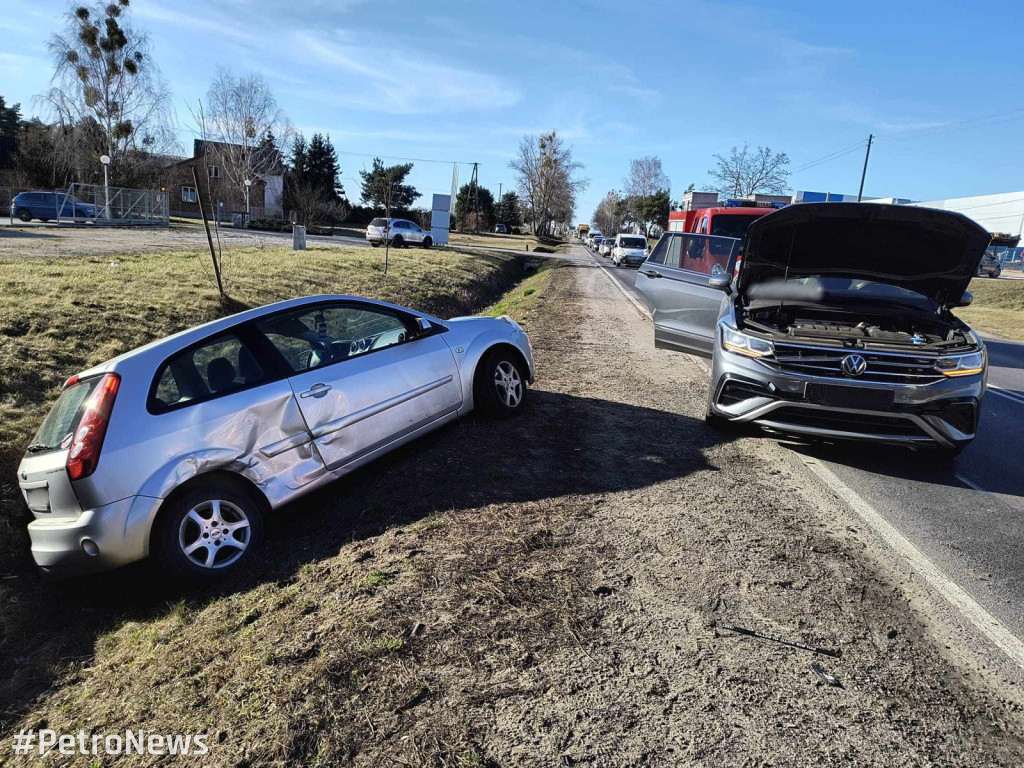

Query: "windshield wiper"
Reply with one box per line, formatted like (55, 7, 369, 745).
(26, 443, 57, 453)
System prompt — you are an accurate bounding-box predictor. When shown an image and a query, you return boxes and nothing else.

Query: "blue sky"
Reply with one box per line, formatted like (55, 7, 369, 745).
(4, 0, 1024, 221)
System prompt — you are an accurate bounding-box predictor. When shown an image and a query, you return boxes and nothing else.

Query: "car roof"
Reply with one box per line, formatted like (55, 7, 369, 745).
(77, 294, 443, 378)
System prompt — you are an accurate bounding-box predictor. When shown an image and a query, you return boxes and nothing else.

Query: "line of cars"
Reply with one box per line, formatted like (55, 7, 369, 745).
(586, 231, 652, 267)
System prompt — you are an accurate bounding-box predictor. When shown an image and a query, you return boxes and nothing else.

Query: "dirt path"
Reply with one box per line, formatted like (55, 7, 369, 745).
(469, 255, 1024, 765)
(5, 254, 1024, 766)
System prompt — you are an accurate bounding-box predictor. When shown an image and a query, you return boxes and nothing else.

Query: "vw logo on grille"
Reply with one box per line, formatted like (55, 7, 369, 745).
(841, 354, 868, 376)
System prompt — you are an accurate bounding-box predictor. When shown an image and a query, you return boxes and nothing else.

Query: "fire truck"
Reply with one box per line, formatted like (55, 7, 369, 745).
(667, 197, 788, 239)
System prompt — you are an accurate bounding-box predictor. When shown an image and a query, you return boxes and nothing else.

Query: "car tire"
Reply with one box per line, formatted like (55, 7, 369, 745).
(991, 269, 1001, 278)
(474, 347, 527, 418)
(370, 241, 381, 248)
(422, 236, 432, 249)
(152, 481, 264, 583)
(392, 235, 404, 248)
(16, 207, 32, 222)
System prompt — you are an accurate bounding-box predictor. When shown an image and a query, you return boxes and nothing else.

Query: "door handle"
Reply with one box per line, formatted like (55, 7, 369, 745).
(639, 270, 661, 278)
(300, 383, 332, 398)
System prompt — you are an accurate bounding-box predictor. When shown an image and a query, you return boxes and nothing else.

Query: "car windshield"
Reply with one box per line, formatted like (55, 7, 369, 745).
(711, 214, 763, 239)
(620, 237, 647, 249)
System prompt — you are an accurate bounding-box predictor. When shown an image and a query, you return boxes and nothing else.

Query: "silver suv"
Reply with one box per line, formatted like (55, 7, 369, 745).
(635, 203, 990, 457)
(17, 295, 534, 580)
(366, 218, 433, 248)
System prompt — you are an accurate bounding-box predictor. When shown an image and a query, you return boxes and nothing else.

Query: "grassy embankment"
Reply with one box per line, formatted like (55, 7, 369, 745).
(0, 242, 567, 766)
(956, 276, 1024, 340)
(0, 242, 526, 628)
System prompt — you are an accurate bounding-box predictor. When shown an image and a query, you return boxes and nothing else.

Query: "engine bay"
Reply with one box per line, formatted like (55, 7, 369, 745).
(742, 304, 974, 351)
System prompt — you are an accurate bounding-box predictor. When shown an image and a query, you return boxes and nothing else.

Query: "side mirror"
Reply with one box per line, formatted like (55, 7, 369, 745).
(953, 291, 973, 308)
(415, 317, 432, 333)
(708, 273, 732, 291)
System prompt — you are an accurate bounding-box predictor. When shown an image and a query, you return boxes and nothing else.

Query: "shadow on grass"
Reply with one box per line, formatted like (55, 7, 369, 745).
(0, 387, 733, 730)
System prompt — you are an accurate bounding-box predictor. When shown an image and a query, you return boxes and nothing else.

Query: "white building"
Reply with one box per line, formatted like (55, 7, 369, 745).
(908, 191, 1024, 238)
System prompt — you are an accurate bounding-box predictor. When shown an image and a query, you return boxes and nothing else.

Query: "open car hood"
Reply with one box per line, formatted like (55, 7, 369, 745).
(738, 203, 991, 307)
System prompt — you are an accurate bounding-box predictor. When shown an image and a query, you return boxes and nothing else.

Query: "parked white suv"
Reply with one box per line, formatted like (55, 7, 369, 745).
(366, 218, 433, 248)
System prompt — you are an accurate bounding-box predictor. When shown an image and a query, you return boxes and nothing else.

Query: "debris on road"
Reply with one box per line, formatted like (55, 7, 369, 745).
(812, 663, 843, 688)
(720, 623, 842, 658)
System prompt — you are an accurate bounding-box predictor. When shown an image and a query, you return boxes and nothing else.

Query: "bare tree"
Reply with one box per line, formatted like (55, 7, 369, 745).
(201, 68, 291, 214)
(45, 0, 175, 185)
(708, 143, 790, 197)
(593, 190, 627, 235)
(509, 131, 587, 237)
(624, 156, 670, 237)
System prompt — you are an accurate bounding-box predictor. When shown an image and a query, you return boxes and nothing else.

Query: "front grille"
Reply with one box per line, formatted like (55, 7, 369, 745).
(767, 342, 945, 384)
(763, 407, 928, 438)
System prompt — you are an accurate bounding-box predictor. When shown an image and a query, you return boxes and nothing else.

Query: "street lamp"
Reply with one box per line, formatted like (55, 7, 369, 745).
(100, 154, 110, 220)
(243, 178, 252, 220)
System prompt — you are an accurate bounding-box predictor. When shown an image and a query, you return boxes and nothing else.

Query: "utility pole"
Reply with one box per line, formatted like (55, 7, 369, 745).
(857, 134, 874, 203)
(468, 162, 480, 233)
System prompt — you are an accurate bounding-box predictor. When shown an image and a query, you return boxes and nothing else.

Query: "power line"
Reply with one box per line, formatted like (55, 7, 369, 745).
(876, 106, 1024, 141)
(790, 139, 868, 174)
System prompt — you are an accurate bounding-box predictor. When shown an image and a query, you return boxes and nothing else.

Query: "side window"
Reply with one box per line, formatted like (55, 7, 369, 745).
(151, 333, 266, 412)
(663, 236, 683, 268)
(646, 237, 668, 264)
(255, 304, 411, 374)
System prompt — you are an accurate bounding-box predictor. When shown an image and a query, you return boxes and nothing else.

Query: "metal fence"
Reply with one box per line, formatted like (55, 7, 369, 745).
(65, 183, 169, 226)
(2, 183, 169, 226)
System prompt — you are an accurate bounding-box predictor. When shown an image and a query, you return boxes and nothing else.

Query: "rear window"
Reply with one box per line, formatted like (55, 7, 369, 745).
(369, 218, 387, 227)
(28, 377, 103, 454)
(619, 237, 647, 248)
(151, 333, 266, 413)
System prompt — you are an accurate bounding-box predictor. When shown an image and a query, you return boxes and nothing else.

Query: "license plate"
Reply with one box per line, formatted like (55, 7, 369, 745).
(805, 383, 894, 410)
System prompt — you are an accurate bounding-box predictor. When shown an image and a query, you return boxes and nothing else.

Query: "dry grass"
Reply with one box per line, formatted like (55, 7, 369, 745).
(0, 253, 591, 767)
(956, 276, 1024, 340)
(448, 231, 567, 254)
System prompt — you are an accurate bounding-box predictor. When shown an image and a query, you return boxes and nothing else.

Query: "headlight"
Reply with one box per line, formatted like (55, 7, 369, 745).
(934, 351, 984, 377)
(721, 326, 774, 358)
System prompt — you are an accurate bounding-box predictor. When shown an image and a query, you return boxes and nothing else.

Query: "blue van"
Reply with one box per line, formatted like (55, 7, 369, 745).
(11, 191, 98, 222)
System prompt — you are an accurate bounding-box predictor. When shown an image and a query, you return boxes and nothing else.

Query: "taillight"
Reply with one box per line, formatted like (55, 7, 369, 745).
(66, 373, 120, 481)
(64, 374, 79, 389)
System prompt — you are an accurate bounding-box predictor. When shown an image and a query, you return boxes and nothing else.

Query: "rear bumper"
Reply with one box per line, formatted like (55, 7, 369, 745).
(28, 495, 160, 576)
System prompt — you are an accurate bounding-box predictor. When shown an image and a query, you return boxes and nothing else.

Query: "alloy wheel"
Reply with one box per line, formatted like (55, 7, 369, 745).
(178, 499, 251, 569)
(493, 361, 523, 408)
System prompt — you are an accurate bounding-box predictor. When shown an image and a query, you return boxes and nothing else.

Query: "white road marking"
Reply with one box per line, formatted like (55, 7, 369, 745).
(582, 246, 651, 319)
(592, 242, 1024, 661)
(802, 456, 1024, 668)
(988, 385, 1024, 408)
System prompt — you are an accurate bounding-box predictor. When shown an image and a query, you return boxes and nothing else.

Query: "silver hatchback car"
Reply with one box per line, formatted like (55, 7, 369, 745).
(18, 295, 534, 580)
(636, 203, 990, 457)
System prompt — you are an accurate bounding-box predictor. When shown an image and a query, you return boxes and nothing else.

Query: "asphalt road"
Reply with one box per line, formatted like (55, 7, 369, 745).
(585, 242, 1024, 638)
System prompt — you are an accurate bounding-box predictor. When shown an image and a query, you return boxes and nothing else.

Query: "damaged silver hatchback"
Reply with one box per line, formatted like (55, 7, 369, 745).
(636, 202, 991, 457)
(17, 295, 534, 580)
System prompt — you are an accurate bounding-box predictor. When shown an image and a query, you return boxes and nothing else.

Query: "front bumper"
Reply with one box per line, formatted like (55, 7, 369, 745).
(27, 495, 160, 575)
(710, 349, 984, 449)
